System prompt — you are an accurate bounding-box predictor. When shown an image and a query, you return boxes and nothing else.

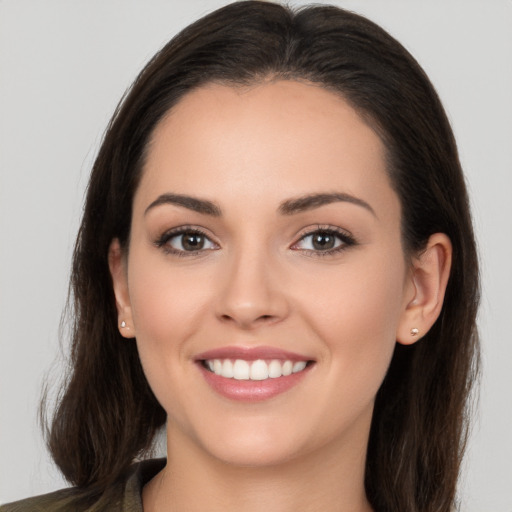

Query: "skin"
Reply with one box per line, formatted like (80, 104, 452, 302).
(109, 80, 451, 512)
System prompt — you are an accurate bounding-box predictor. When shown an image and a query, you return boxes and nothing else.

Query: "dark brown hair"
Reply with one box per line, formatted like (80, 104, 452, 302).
(44, 2, 479, 510)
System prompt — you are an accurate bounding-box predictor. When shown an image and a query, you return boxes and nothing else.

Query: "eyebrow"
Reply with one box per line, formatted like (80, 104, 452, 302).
(278, 192, 376, 217)
(144, 191, 376, 218)
(145, 193, 222, 217)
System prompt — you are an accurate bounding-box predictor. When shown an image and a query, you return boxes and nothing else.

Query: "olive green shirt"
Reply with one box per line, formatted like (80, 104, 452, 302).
(0, 459, 166, 512)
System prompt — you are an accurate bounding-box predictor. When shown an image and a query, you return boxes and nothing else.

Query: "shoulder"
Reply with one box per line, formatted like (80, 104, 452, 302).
(0, 488, 78, 512)
(0, 459, 166, 512)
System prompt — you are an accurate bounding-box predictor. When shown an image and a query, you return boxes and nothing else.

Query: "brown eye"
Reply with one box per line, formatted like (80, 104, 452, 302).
(181, 233, 205, 251)
(162, 230, 217, 253)
(296, 230, 343, 251)
(292, 228, 355, 256)
(311, 232, 336, 250)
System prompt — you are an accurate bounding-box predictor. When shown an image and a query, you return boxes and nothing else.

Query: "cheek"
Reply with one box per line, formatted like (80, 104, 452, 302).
(126, 251, 212, 385)
(304, 252, 404, 328)
(298, 252, 405, 388)
(128, 249, 210, 335)
(126, 255, 217, 422)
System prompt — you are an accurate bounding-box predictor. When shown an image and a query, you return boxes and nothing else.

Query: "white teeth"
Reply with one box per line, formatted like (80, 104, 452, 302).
(205, 358, 309, 380)
(250, 360, 269, 380)
(233, 359, 250, 380)
(293, 361, 307, 373)
(221, 359, 234, 378)
(268, 360, 282, 378)
(282, 360, 293, 376)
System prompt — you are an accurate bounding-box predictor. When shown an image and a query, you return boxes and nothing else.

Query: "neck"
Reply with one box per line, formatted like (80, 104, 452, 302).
(143, 422, 373, 512)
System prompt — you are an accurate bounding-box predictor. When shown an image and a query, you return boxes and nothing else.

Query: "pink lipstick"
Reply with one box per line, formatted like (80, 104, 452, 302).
(195, 346, 314, 402)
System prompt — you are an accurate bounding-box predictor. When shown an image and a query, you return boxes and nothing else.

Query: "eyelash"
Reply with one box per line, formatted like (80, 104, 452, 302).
(154, 225, 356, 257)
(291, 225, 356, 257)
(154, 226, 218, 257)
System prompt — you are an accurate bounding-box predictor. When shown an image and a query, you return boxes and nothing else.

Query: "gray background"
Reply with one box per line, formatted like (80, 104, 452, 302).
(1, 1, 511, 509)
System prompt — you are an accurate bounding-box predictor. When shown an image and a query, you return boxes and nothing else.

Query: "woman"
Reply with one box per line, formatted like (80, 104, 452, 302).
(1, 1, 479, 511)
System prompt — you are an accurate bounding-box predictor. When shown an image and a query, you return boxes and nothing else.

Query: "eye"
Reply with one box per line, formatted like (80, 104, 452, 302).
(292, 227, 355, 255)
(156, 228, 218, 255)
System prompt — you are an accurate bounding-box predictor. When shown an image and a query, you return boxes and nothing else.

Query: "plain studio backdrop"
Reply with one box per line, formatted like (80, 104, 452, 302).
(1, 1, 511, 509)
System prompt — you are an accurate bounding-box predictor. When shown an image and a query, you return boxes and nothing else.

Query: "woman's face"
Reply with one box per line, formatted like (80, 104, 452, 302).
(112, 81, 417, 467)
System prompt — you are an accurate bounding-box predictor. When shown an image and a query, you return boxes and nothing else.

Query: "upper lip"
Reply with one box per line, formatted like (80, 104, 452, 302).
(195, 345, 314, 362)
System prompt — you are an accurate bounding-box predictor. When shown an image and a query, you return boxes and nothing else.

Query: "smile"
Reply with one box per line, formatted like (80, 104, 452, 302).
(196, 346, 315, 401)
(204, 359, 308, 380)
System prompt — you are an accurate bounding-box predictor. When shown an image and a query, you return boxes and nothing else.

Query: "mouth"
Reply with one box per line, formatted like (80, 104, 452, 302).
(201, 358, 311, 380)
(195, 346, 315, 401)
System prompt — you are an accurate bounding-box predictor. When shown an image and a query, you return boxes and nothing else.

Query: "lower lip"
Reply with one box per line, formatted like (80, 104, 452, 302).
(198, 363, 312, 402)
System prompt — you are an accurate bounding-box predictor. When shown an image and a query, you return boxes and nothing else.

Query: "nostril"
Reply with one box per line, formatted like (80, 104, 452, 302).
(219, 312, 277, 327)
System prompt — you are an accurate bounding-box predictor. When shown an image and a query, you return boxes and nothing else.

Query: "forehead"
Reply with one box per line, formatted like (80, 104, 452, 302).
(137, 80, 397, 217)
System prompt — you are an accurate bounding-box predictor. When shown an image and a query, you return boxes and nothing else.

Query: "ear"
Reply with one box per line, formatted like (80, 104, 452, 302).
(397, 233, 452, 345)
(108, 239, 135, 338)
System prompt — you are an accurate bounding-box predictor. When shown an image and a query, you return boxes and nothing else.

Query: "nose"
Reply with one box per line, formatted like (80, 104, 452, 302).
(215, 248, 289, 330)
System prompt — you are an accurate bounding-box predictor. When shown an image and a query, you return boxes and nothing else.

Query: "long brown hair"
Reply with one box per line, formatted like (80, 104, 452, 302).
(44, 2, 480, 510)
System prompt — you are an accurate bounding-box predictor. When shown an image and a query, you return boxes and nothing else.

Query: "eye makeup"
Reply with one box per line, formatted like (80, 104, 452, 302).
(154, 225, 218, 257)
(291, 225, 357, 257)
(153, 223, 357, 259)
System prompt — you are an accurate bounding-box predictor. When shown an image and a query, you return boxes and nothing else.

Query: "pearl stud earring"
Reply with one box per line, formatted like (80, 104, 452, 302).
(120, 321, 127, 328)
(410, 328, 419, 336)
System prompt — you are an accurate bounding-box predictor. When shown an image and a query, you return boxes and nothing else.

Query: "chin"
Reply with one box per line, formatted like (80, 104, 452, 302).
(206, 439, 303, 469)
(185, 418, 308, 468)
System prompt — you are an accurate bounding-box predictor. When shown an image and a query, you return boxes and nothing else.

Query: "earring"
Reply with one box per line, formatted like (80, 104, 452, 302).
(120, 321, 127, 328)
(410, 328, 419, 336)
